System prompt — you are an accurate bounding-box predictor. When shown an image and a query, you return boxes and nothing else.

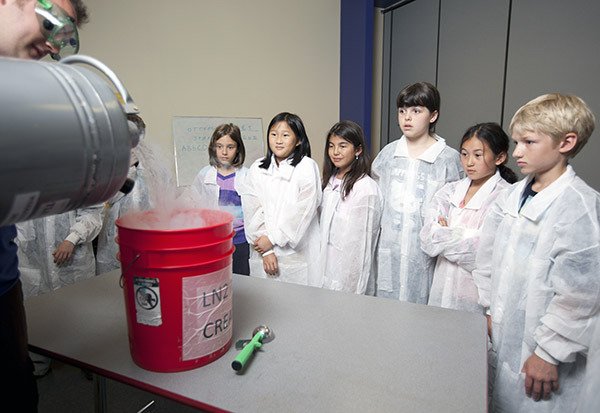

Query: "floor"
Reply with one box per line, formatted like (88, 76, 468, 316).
(36, 359, 205, 413)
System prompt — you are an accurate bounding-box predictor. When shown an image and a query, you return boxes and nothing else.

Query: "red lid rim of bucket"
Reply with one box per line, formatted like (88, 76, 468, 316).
(122, 247, 236, 271)
(118, 231, 235, 253)
(115, 209, 234, 233)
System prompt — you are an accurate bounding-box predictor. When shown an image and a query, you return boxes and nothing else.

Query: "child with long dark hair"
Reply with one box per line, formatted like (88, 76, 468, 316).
(420, 122, 516, 313)
(242, 112, 321, 286)
(319, 120, 382, 294)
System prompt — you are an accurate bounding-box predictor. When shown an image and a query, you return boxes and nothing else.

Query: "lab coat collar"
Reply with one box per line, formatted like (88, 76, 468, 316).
(204, 165, 241, 185)
(506, 165, 576, 221)
(450, 170, 503, 210)
(393, 134, 447, 163)
(267, 155, 295, 180)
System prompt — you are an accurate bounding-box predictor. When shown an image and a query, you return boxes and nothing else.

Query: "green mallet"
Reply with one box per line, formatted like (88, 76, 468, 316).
(231, 325, 274, 371)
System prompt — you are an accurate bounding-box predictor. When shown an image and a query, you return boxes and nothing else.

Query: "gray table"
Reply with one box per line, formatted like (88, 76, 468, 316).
(25, 270, 487, 412)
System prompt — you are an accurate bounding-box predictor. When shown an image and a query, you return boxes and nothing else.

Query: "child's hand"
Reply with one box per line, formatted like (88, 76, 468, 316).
(53, 240, 75, 266)
(521, 353, 559, 401)
(437, 216, 448, 227)
(254, 235, 274, 255)
(262, 254, 278, 276)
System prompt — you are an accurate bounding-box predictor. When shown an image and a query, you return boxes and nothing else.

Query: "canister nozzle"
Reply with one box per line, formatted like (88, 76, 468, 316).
(119, 178, 135, 195)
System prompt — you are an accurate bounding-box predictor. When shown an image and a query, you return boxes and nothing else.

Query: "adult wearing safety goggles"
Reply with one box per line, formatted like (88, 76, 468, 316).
(0, 0, 87, 61)
(0, 1, 88, 411)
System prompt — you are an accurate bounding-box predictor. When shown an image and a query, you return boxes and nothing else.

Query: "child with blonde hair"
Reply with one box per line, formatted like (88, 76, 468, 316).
(474, 94, 600, 412)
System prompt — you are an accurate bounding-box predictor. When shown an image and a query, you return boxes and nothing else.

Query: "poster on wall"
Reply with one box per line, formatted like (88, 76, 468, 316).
(173, 116, 264, 187)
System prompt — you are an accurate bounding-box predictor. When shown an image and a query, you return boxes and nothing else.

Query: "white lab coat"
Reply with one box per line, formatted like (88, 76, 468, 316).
(190, 165, 248, 209)
(473, 166, 600, 413)
(242, 156, 322, 286)
(420, 171, 510, 313)
(16, 205, 103, 299)
(577, 317, 600, 413)
(95, 164, 151, 275)
(372, 135, 463, 303)
(319, 174, 383, 294)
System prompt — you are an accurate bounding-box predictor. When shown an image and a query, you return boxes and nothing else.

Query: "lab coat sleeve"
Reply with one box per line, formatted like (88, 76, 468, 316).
(472, 195, 506, 308)
(420, 183, 454, 257)
(268, 162, 321, 249)
(533, 210, 600, 364)
(241, 165, 267, 244)
(64, 205, 103, 245)
(420, 184, 479, 273)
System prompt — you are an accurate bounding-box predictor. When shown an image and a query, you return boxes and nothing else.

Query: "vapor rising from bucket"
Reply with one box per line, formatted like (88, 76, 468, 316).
(121, 139, 210, 230)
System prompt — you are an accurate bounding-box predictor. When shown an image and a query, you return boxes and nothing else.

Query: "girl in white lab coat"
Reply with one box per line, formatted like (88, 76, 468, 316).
(191, 123, 249, 275)
(319, 120, 382, 294)
(420, 122, 517, 313)
(242, 112, 322, 286)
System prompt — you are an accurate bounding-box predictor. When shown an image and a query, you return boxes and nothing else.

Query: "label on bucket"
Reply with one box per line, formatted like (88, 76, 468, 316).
(182, 266, 232, 361)
(134, 277, 162, 326)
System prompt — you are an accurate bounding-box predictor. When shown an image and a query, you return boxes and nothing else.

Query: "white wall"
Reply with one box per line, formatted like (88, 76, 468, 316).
(79, 0, 340, 177)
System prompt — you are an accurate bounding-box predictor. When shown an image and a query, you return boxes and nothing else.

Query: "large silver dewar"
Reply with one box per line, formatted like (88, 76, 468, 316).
(0, 55, 141, 226)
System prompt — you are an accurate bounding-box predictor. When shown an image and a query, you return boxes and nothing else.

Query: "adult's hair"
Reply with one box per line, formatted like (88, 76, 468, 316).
(461, 122, 518, 184)
(68, 0, 89, 26)
(510, 93, 596, 158)
(259, 112, 311, 169)
(396, 81, 440, 133)
(208, 123, 246, 168)
(322, 120, 372, 200)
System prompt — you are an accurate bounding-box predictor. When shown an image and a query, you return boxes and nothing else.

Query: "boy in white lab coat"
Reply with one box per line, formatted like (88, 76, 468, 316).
(473, 94, 600, 412)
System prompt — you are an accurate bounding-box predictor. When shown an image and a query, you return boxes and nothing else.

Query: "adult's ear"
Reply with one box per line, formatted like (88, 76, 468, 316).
(559, 132, 578, 154)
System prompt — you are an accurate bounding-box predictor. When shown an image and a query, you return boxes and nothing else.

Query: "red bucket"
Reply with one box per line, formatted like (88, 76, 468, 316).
(116, 208, 234, 372)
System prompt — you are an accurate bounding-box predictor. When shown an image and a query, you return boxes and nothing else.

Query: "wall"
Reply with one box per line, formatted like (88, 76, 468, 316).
(79, 0, 340, 178)
(380, 0, 600, 190)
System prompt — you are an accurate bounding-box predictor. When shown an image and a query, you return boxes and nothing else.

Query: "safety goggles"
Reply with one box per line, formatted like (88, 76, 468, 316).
(35, 0, 79, 61)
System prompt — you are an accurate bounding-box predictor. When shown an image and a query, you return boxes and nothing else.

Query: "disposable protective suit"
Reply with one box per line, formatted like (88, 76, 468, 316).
(420, 171, 510, 313)
(319, 174, 382, 294)
(473, 166, 600, 412)
(242, 156, 321, 286)
(372, 135, 463, 303)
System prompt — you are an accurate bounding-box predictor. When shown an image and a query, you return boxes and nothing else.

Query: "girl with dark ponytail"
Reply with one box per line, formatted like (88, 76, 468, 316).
(420, 122, 514, 313)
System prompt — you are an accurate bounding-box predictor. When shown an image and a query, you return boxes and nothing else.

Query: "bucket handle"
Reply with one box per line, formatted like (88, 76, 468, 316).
(119, 253, 141, 288)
